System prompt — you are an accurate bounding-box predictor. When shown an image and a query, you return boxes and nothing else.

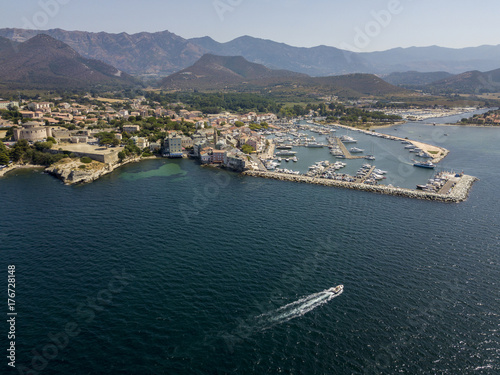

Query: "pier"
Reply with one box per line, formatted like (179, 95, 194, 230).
(357, 165, 376, 183)
(334, 137, 365, 160)
(242, 170, 478, 203)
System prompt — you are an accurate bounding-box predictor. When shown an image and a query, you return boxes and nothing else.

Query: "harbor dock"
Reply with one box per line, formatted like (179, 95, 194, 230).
(333, 137, 365, 160)
(243, 170, 478, 203)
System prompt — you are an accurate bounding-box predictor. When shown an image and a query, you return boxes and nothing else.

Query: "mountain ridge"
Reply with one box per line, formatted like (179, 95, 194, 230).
(2, 28, 500, 79)
(0, 34, 138, 90)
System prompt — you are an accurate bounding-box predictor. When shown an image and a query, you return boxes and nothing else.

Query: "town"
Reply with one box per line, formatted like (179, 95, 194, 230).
(0, 94, 479, 202)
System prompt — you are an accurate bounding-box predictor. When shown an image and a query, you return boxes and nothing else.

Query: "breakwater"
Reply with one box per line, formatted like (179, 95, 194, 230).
(243, 170, 478, 203)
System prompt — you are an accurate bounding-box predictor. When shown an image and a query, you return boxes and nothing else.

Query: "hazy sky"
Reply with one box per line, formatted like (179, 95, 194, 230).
(2, 0, 499, 51)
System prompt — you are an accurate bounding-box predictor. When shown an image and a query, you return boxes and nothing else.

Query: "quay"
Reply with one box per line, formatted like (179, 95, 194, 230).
(334, 137, 365, 160)
(242, 170, 478, 203)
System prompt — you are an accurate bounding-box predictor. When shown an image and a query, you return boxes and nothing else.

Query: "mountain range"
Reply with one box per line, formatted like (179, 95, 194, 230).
(0, 34, 137, 90)
(2, 28, 500, 77)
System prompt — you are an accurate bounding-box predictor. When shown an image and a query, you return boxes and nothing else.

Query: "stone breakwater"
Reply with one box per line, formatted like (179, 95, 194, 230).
(243, 171, 478, 203)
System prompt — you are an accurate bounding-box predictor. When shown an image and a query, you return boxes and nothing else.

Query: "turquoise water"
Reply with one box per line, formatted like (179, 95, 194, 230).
(1, 119, 499, 374)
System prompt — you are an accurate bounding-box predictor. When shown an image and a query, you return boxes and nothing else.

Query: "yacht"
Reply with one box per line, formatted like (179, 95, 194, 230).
(364, 155, 375, 160)
(339, 135, 357, 143)
(350, 147, 364, 153)
(306, 142, 326, 148)
(413, 160, 436, 169)
(276, 150, 297, 157)
(292, 156, 298, 162)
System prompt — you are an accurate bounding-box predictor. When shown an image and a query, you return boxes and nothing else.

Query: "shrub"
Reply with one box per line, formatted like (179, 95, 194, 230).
(80, 156, 92, 164)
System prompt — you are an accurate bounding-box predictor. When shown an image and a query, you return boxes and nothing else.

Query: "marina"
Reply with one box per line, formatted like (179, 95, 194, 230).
(256, 116, 480, 201)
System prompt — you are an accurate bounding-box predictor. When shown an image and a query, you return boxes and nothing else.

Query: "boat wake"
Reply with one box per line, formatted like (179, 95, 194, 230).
(256, 285, 343, 329)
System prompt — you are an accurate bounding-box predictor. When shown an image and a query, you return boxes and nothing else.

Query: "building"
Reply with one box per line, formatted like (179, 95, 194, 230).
(181, 137, 193, 149)
(0, 101, 19, 110)
(27, 102, 52, 112)
(19, 111, 35, 119)
(131, 136, 149, 149)
(123, 125, 141, 133)
(70, 136, 89, 144)
(13, 122, 52, 142)
(165, 134, 183, 158)
(211, 150, 225, 164)
(224, 151, 247, 171)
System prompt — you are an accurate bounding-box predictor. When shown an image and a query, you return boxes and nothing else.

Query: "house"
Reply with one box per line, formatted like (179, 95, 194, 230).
(131, 136, 149, 149)
(19, 111, 35, 119)
(181, 137, 193, 149)
(0, 101, 19, 110)
(123, 125, 141, 133)
(27, 102, 52, 112)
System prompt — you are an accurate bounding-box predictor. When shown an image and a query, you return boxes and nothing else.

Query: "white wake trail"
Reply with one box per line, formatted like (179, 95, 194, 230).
(257, 286, 343, 328)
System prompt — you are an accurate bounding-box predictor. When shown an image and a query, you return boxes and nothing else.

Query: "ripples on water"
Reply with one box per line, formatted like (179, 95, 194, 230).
(1, 121, 499, 374)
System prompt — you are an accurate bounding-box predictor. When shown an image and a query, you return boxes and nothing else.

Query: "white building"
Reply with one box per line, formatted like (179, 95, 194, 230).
(165, 134, 183, 158)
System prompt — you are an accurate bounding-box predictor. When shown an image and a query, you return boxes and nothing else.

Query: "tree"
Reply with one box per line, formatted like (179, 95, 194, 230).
(0, 152, 9, 165)
(241, 144, 255, 154)
(11, 140, 31, 162)
(0, 141, 9, 164)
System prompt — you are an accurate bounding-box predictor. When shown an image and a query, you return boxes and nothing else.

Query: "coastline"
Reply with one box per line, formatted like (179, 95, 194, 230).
(1, 156, 155, 184)
(45, 156, 146, 185)
(0, 164, 45, 177)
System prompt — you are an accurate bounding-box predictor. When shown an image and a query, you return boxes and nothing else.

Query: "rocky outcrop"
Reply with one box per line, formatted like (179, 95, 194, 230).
(45, 157, 141, 185)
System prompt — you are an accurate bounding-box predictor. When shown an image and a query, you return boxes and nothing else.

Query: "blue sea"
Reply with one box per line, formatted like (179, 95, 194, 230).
(1, 113, 499, 374)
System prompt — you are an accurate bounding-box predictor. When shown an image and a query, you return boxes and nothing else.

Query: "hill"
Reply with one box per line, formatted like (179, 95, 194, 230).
(0, 36, 17, 54)
(160, 55, 408, 98)
(0, 34, 138, 90)
(159, 54, 307, 90)
(383, 71, 454, 88)
(426, 68, 500, 94)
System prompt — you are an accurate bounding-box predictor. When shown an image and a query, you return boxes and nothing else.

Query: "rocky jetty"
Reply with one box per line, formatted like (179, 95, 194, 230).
(243, 171, 478, 203)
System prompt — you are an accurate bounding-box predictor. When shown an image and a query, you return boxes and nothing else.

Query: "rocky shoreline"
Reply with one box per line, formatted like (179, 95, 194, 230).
(45, 157, 142, 185)
(243, 170, 478, 203)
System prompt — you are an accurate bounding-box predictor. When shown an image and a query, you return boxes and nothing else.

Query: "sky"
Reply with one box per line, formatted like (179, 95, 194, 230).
(2, 0, 500, 52)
